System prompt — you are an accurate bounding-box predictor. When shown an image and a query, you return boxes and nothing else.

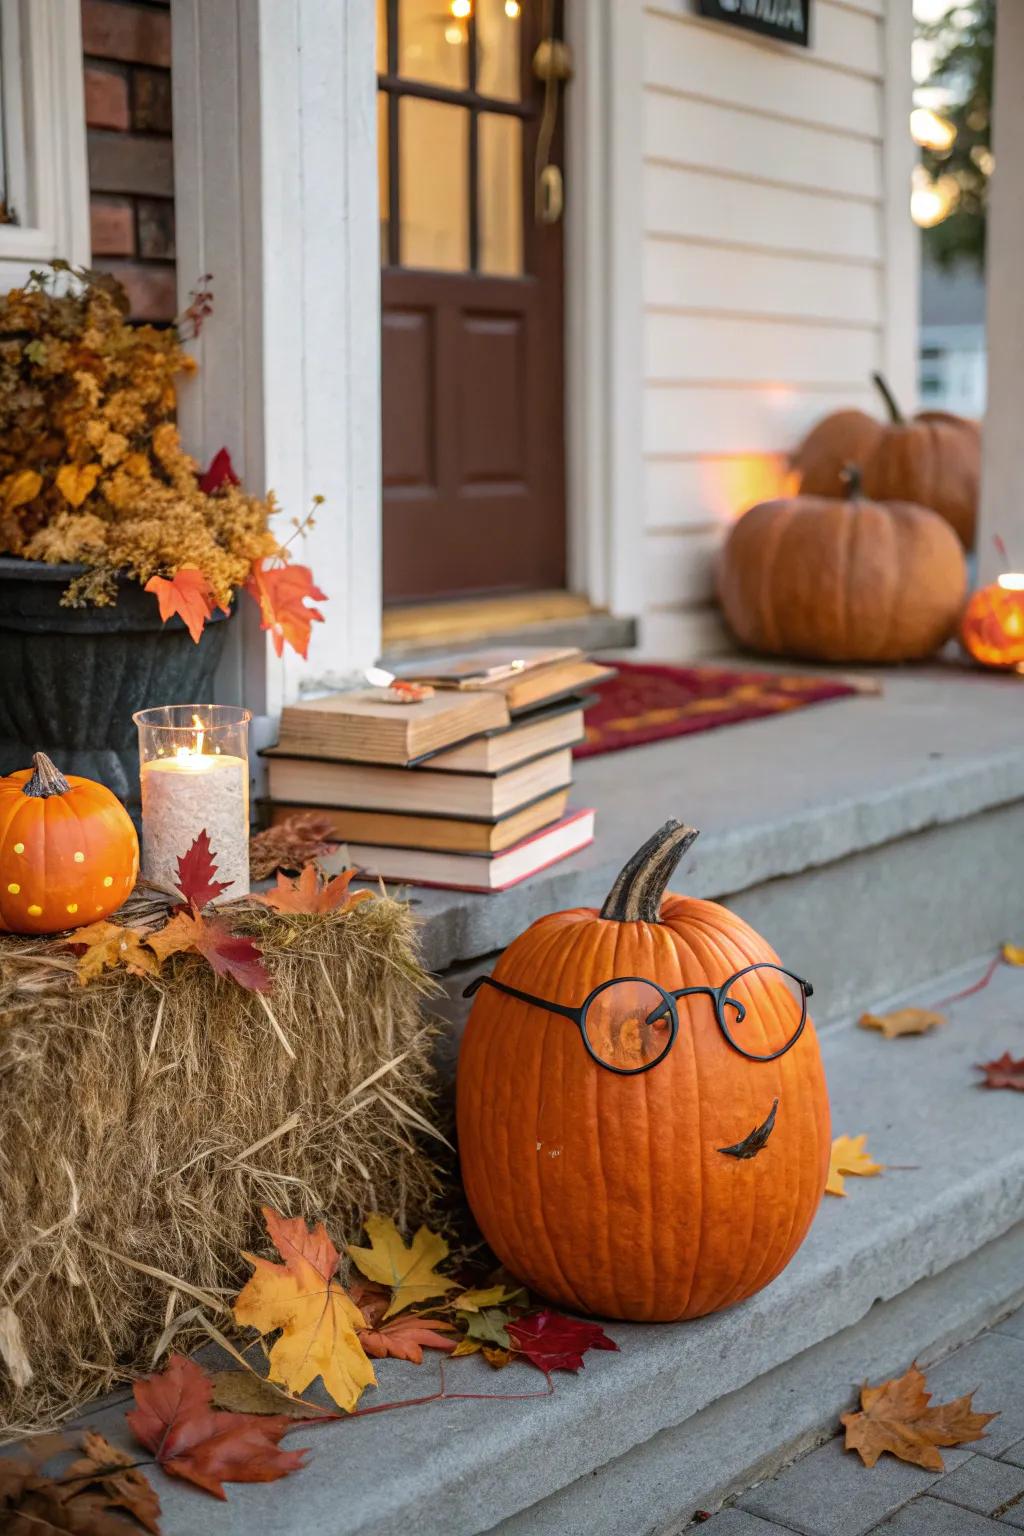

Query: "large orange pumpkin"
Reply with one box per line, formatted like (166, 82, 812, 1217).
(456, 821, 831, 1322)
(960, 576, 1024, 669)
(0, 752, 139, 934)
(793, 373, 980, 548)
(717, 471, 967, 663)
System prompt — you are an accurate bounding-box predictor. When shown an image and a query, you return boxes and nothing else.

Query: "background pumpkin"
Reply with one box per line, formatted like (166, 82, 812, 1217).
(0, 752, 139, 935)
(793, 373, 980, 549)
(456, 821, 831, 1323)
(717, 471, 967, 664)
(960, 577, 1024, 669)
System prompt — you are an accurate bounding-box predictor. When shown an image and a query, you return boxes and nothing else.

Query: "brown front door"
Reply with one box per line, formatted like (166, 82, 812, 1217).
(377, 0, 567, 605)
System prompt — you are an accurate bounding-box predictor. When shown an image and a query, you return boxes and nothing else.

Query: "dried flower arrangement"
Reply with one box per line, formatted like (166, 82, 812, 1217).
(0, 263, 325, 656)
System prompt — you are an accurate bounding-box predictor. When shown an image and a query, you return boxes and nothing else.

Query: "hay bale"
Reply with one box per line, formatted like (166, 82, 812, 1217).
(0, 894, 445, 1432)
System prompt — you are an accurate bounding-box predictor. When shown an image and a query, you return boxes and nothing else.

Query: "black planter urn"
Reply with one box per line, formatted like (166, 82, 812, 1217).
(0, 558, 231, 813)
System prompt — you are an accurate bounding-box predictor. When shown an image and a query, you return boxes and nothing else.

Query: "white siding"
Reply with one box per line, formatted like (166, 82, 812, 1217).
(637, 0, 915, 657)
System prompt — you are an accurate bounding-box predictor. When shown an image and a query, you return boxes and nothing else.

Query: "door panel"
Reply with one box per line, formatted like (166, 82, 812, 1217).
(378, 0, 566, 605)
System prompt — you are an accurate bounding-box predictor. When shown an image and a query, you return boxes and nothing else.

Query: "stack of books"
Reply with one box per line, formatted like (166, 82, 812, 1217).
(263, 646, 612, 891)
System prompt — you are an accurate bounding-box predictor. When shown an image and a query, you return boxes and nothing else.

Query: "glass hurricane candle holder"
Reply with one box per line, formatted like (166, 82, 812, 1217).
(134, 704, 251, 899)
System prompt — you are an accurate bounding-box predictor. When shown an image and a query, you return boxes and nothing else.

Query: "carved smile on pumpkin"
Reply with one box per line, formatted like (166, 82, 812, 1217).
(718, 1099, 780, 1160)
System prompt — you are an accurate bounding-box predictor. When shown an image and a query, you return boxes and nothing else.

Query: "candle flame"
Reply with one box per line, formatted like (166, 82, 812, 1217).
(192, 713, 205, 754)
(173, 713, 207, 763)
(997, 573, 1024, 591)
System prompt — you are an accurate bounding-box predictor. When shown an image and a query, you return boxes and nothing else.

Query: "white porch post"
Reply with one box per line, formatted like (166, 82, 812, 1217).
(172, 0, 381, 725)
(978, 0, 1024, 580)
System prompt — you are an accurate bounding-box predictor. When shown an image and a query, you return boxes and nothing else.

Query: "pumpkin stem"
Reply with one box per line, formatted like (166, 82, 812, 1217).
(840, 463, 864, 500)
(599, 819, 699, 923)
(23, 751, 71, 799)
(871, 371, 904, 425)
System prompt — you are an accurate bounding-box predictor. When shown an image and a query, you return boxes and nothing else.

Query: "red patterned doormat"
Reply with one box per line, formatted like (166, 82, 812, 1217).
(575, 661, 871, 759)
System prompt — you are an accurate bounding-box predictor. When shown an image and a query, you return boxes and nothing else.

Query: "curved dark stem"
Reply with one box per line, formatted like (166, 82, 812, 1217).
(599, 819, 699, 923)
(839, 463, 864, 500)
(871, 371, 904, 424)
(22, 750, 71, 798)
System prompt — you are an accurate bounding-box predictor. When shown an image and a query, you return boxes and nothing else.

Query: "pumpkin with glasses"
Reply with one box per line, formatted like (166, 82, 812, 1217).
(456, 820, 831, 1323)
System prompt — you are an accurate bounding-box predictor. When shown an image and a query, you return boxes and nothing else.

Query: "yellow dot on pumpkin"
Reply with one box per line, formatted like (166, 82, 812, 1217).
(66, 903, 78, 914)
(74, 851, 85, 863)
(103, 875, 114, 888)
(27, 904, 42, 916)
(7, 882, 20, 894)
(13, 842, 24, 854)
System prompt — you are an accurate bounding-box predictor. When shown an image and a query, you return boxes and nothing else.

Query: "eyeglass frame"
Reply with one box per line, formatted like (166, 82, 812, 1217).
(462, 962, 813, 1077)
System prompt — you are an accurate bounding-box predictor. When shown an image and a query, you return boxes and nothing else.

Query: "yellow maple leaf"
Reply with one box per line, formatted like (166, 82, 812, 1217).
(2, 469, 41, 512)
(73, 921, 160, 985)
(348, 1214, 451, 1320)
(841, 1361, 997, 1470)
(455, 1285, 521, 1314)
(858, 1007, 945, 1040)
(56, 462, 101, 508)
(826, 1134, 884, 1197)
(1002, 944, 1024, 967)
(233, 1206, 375, 1412)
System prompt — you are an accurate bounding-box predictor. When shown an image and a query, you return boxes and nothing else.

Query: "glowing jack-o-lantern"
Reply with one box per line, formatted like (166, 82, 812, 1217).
(961, 574, 1024, 670)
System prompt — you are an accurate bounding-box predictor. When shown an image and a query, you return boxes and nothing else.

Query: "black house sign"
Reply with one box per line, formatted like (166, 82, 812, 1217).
(697, 0, 812, 48)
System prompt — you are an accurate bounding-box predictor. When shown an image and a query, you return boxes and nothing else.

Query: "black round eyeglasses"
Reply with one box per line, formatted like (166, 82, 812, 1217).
(463, 964, 813, 1077)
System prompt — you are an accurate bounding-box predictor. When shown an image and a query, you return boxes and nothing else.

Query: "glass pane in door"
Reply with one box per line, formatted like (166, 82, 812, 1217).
(477, 0, 522, 101)
(399, 0, 469, 89)
(377, 93, 390, 264)
(478, 113, 523, 276)
(399, 98, 469, 270)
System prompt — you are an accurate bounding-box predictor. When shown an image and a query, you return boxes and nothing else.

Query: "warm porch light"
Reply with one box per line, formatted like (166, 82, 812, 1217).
(910, 107, 956, 153)
(911, 167, 958, 228)
(450, 0, 471, 16)
(505, 0, 522, 15)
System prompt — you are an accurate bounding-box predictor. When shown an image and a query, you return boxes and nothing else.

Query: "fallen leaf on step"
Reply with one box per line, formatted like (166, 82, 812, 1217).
(507, 1309, 619, 1375)
(358, 1314, 457, 1364)
(858, 1007, 946, 1040)
(455, 1285, 524, 1314)
(63, 1430, 162, 1533)
(976, 1052, 1024, 1092)
(0, 1428, 161, 1534)
(128, 1352, 308, 1499)
(233, 1207, 375, 1411)
(826, 1134, 884, 1197)
(461, 1305, 515, 1349)
(1002, 944, 1024, 967)
(348, 1213, 453, 1320)
(209, 1370, 325, 1419)
(841, 1361, 997, 1470)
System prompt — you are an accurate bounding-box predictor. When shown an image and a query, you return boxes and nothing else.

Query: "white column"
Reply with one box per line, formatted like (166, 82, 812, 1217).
(172, 0, 381, 721)
(978, 0, 1024, 580)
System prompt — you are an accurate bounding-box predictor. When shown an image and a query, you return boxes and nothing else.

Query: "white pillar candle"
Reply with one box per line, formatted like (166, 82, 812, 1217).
(140, 751, 249, 899)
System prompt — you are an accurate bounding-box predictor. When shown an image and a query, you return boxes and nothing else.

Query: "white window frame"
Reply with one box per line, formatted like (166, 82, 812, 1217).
(0, 0, 90, 286)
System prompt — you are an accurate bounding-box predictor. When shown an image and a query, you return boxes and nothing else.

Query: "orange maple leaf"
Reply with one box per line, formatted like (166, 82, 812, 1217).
(145, 568, 224, 644)
(246, 559, 327, 659)
(357, 1314, 457, 1364)
(127, 1353, 307, 1500)
(841, 1361, 997, 1470)
(72, 920, 160, 985)
(253, 863, 370, 916)
(147, 908, 271, 992)
(233, 1206, 375, 1411)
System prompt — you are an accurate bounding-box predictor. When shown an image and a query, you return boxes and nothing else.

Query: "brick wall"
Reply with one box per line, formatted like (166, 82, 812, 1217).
(82, 0, 176, 322)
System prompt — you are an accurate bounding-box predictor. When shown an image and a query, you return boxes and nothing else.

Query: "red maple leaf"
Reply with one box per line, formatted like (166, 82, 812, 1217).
(246, 559, 327, 659)
(199, 447, 241, 495)
(507, 1309, 619, 1375)
(127, 1353, 307, 1500)
(148, 909, 272, 993)
(976, 1052, 1024, 1091)
(145, 568, 220, 644)
(175, 829, 232, 908)
(254, 864, 370, 916)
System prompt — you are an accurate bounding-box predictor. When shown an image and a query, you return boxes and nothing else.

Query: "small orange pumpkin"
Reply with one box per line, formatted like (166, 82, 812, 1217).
(960, 576, 1024, 669)
(793, 373, 981, 548)
(0, 752, 139, 934)
(717, 470, 967, 663)
(456, 821, 831, 1322)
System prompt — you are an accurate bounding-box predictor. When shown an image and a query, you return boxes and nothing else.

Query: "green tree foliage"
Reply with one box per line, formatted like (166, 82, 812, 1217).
(919, 0, 994, 273)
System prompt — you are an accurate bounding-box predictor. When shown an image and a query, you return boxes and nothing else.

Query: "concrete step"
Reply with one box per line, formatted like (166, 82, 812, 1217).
(62, 950, 1024, 1536)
